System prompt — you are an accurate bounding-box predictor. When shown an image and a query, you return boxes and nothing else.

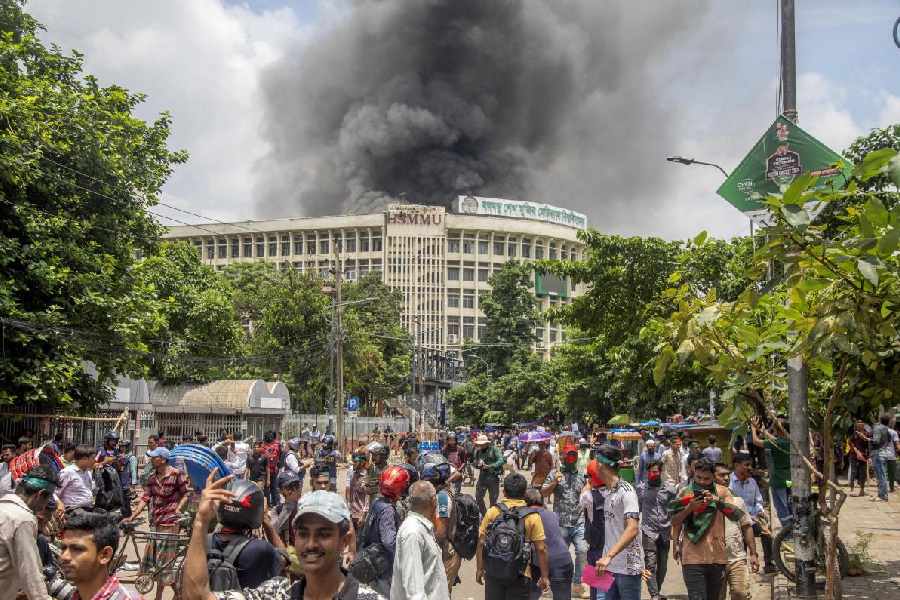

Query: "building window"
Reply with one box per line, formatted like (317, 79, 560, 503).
(307, 240, 316, 255)
(293, 261, 302, 271)
(463, 291, 475, 309)
(360, 233, 370, 252)
(372, 236, 382, 252)
(448, 239, 460, 253)
(549, 243, 557, 260)
(463, 268, 474, 281)
(206, 241, 214, 260)
(447, 294, 460, 308)
(448, 267, 460, 281)
(478, 324, 486, 340)
(193, 239, 202, 257)
(269, 238, 278, 257)
(281, 236, 291, 256)
(550, 330, 558, 343)
(522, 240, 531, 258)
(463, 317, 475, 340)
(230, 238, 239, 258)
(294, 237, 304, 255)
(463, 240, 474, 254)
(478, 240, 489, 255)
(493, 241, 504, 255)
(371, 259, 382, 273)
(255, 237, 265, 257)
(508, 239, 518, 257)
(561, 248, 568, 260)
(242, 237, 252, 257)
(345, 235, 356, 252)
(448, 317, 460, 337)
(320, 239, 329, 255)
(215, 240, 226, 259)
(535, 243, 544, 259)
(478, 268, 489, 282)
(536, 327, 545, 340)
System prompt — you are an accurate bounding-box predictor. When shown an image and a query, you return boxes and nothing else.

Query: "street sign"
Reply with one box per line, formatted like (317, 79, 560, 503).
(717, 115, 851, 214)
(347, 396, 360, 413)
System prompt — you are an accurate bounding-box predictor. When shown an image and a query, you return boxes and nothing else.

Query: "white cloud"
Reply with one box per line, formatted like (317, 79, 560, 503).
(26, 0, 307, 224)
(878, 94, 900, 126)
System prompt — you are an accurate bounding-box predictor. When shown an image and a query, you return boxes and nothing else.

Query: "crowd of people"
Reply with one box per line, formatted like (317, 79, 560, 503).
(0, 414, 897, 600)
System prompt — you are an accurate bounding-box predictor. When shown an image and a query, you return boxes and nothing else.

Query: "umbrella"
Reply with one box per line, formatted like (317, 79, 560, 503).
(607, 414, 632, 427)
(518, 431, 553, 443)
(169, 444, 232, 490)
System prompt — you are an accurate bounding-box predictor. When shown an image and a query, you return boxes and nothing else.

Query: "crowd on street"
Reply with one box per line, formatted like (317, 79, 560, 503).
(0, 413, 898, 600)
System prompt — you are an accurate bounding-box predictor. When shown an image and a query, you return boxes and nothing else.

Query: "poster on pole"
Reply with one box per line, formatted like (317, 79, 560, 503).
(717, 115, 851, 214)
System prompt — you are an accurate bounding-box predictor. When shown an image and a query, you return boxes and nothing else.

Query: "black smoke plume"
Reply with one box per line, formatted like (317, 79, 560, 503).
(256, 0, 713, 221)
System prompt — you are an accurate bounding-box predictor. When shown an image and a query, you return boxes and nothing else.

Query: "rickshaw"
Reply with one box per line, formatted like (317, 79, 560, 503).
(608, 429, 642, 482)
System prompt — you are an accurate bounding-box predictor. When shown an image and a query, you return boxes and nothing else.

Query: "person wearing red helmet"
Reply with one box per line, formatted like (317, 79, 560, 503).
(352, 465, 409, 597)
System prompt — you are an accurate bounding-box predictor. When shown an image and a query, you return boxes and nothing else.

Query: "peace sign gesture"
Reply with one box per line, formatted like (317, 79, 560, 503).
(195, 468, 235, 527)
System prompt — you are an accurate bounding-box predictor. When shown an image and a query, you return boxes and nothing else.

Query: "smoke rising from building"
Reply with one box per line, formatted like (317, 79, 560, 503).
(256, 0, 714, 224)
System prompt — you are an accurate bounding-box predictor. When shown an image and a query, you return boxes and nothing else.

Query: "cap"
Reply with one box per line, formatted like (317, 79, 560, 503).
(146, 447, 170, 460)
(594, 444, 622, 466)
(294, 491, 351, 525)
(645, 439, 657, 446)
(474, 434, 490, 446)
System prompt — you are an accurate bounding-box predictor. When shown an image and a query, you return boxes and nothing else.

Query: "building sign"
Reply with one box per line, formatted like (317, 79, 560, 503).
(259, 397, 284, 410)
(385, 204, 446, 235)
(717, 115, 851, 214)
(456, 195, 588, 230)
(535, 271, 569, 299)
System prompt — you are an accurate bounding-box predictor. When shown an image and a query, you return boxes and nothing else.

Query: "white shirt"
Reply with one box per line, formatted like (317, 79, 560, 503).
(57, 464, 95, 509)
(0, 494, 52, 600)
(233, 441, 250, 475)
(0, 464, 13, 496)
(390, 511, 449, 600)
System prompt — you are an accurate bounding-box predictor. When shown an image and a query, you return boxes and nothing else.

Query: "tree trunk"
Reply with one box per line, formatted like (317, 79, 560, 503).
(820, 360, 848, 600)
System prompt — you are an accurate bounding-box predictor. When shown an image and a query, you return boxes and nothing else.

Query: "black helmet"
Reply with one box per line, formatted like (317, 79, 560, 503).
(322, 434, 335, 450)
(367, 441, 389, 460)
(421, 462, 451, 486)
(103, 431, 119, 441)
(217, 479, 265, 530)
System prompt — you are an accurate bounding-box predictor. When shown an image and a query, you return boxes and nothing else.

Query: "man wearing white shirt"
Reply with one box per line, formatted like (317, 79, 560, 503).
(729, 453, 775, 573)
(660, 435, 688, 487)
(0, 445, 15, 496)
(56, 445, 96, 511)
(391, 480, 449, 600)
(232, 432, 250, 478)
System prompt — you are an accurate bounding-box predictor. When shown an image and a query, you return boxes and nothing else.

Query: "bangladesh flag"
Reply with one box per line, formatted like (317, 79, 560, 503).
(667, 483, 746, 543)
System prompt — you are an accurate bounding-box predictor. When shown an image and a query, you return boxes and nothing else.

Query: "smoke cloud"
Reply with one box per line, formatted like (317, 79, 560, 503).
(256, 0, 716, 224)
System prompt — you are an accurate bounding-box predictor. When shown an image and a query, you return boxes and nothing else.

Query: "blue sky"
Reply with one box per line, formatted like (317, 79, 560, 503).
(26, 1, 900, 239)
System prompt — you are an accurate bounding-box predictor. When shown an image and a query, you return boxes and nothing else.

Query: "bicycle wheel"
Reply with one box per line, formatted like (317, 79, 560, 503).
(773, 525, 849, 582)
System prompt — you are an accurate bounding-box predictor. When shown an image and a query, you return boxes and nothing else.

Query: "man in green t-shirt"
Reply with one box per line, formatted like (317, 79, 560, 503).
(472, 434, 505, 516)
(751, 419, 792, 527)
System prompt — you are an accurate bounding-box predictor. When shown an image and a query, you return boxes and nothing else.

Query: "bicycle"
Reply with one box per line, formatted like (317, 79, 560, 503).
(772, 499, 850, 584)
(111, 516, 191, 598)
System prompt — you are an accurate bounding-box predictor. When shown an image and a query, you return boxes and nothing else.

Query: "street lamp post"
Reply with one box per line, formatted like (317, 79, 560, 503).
(665, 156, 729, 178)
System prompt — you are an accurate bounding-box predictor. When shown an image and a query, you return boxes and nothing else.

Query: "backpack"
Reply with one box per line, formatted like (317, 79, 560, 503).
(206, 534, 252, 592)
(449, 493, 480, 560)
(94, 465, 130, 517)
(483, 503, 535, 582)
(584, 489, 605, 550)
(349, 499, 398, 584)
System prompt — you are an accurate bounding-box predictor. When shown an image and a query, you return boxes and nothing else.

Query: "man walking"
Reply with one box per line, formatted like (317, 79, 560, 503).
(473, 434, 505, 516)
(592, 446, 643, 600)
(391, 481, 449, 600)
(702, 436, 723, 464)
(477, 472, 549, 600)
(542, 443, 589, 599)
(670, 458, 757, 600)
(729, 453, 775, 572)
(872, 415, 894, 502)
(714, 463, 755, 600)
(636, 439, 661, 484)
(638, 460, 676, 600)
(751, 418, 793, 524)
(525, 488, 575, 600)
(57, 445, 96, 512)
(660, 435, 687, 487)
(0, 465, 58, 600)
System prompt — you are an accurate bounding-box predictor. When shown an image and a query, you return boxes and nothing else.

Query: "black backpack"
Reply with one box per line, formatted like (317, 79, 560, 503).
(584, 489, 605, 550)
(350, 499, 398, 584)
(94, 465, 129, 517)
(449, 493, 480, 560)
(207, 534, 252, 592)
(483, 503, 534, 582)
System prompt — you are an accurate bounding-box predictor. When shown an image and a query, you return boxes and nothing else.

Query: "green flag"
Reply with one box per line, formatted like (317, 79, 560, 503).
(717, 115, 851, 214)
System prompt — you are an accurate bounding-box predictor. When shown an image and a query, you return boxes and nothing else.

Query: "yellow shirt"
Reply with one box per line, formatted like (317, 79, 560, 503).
(478, 498, 545, 542)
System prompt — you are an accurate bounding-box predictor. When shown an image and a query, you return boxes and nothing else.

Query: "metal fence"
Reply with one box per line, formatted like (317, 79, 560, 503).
(0, 407, 125, 447)
(281, 414, 411, 438)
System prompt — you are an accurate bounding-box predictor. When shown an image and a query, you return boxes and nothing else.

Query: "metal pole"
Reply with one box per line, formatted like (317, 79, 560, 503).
(780, 0, 798, 122)
(334, 242, 344, 456)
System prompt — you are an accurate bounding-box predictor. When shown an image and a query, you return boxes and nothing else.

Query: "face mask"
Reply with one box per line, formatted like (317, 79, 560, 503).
(648, 471, 661, 486)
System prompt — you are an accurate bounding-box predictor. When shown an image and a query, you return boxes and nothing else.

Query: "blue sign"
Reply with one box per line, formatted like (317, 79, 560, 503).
(347, 396, 360, 412)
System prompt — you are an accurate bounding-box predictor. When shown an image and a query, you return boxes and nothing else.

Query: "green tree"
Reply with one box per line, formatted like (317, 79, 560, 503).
(0, 0, 185, 408)
(133, 242, 243, 383)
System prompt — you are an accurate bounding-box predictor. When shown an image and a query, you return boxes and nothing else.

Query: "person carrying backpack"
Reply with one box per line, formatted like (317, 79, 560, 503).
(476, 472, 549, 600)
(352, 465, 409, 598)
(207, 479, 282, 590)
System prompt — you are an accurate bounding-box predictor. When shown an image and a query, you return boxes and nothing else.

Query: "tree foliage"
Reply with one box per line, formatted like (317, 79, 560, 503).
(0, 0, 185, 408)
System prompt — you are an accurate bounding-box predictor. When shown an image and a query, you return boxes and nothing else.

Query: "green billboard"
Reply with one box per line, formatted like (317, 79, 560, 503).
(717, 115, 851, 213)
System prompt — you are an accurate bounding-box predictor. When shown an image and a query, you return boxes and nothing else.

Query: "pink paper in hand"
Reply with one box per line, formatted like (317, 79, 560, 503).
(581, 564, 614, 591)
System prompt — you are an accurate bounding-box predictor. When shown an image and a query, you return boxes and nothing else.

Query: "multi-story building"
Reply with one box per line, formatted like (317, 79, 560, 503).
(164, 196, 587, 355)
